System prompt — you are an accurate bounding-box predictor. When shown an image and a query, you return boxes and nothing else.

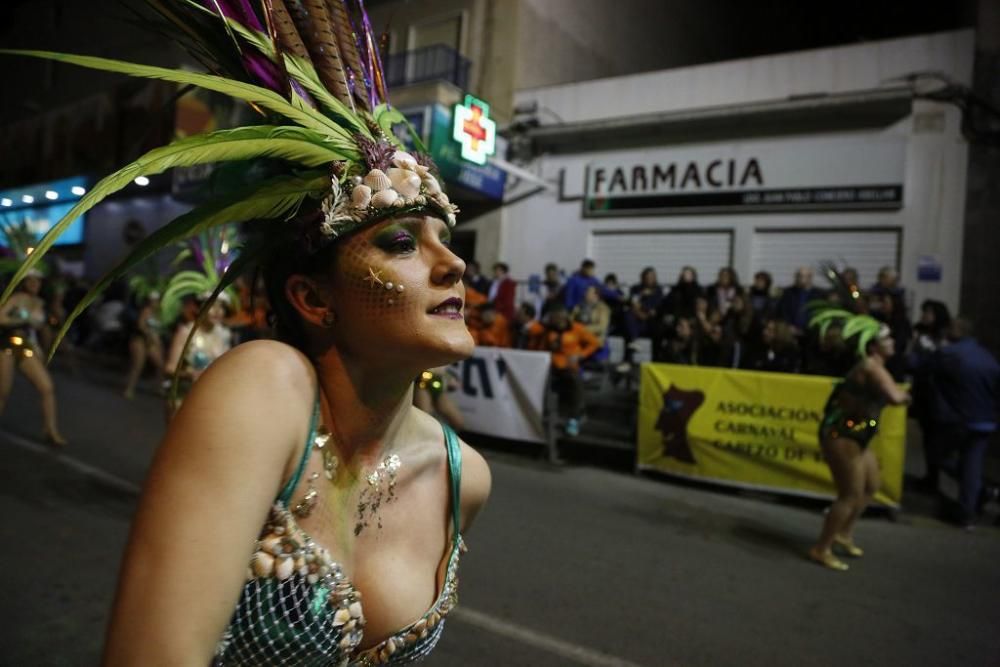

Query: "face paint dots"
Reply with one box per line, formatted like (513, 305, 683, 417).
(365, 266, 405, 307)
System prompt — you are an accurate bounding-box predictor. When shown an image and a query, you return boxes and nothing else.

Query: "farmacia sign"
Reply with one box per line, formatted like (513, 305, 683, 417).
(584, 136, 904, 216)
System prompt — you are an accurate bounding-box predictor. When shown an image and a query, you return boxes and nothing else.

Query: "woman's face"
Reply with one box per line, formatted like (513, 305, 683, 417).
(324, 214, 472, 368)
(676, 318, 692, 339)
(920, 306, 935, 326)
(761, 321, 775, 344)
(208, 302, 226, 325)
(584, 285, 600, 304)
(23, 276, 41, 296)
(681, 268, 695, 284)
(642, 270, 657, 286)
(876, 334, 895, 358)
(717, 269, 731, 287)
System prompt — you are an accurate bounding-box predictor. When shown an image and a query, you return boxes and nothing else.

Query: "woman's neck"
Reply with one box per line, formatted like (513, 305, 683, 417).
(313, 351, 416, 468)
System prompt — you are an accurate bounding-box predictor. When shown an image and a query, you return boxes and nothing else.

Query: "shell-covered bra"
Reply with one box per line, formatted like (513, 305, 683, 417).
(214, 400, 465, 666)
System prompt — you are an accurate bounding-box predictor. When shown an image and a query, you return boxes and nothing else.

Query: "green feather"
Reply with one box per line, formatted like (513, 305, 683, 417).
(0, 49, 358, 146)
(46, 171, 327, 355)
(374, 104, 429, 154)
(0, 127, 337, 305)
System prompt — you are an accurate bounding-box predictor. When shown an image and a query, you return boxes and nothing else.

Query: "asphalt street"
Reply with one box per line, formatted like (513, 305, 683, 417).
(1, 359, 999, 666)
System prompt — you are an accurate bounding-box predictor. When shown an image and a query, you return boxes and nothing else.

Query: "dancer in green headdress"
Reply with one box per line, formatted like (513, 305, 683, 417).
(806, 265, 910, 571)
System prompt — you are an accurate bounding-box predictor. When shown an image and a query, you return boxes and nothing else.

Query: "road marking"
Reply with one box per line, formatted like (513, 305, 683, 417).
(0, 429, 141, 496)
(451, 607, 644, 667)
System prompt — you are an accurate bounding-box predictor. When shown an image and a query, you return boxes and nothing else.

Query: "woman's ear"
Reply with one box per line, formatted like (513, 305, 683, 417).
(285, 274, 335, 328)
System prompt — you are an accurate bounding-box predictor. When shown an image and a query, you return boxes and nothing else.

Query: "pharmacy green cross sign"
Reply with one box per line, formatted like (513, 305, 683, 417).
(452, 94, 496, 165)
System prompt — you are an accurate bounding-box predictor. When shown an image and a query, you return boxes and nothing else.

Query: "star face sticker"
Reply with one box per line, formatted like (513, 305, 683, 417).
(363, 267, 385, 289)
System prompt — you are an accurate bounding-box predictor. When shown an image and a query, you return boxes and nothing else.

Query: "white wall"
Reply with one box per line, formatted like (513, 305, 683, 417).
(497, 31, 973, 315)
(515, 29, 975, 122)
(499, 117, 968, 312)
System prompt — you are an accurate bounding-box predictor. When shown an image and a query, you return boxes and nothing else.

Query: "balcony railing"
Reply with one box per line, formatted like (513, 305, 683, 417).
(384, 44, 470, 90)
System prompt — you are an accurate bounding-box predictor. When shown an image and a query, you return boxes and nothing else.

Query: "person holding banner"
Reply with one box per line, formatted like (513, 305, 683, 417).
(808, 310, 910, 571)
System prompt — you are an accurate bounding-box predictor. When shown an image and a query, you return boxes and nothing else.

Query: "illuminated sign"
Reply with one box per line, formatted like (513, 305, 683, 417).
(0, 176, 89, 245)
(452, 94, 496, 165)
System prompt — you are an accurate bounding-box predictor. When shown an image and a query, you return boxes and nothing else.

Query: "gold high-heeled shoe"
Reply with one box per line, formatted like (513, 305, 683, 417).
(43, 431, 68, 448)
(808, 547, 848, 571)
(834, 536, 864, 557)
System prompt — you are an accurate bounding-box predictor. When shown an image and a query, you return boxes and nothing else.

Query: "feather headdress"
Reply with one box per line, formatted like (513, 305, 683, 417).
(0, 0, 458, 358)
(161, 226, 242, 324)
(0, 220, 47, 279)
(808, 261, 888, 357)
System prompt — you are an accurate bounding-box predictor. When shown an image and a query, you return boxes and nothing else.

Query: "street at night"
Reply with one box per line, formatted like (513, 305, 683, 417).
(3, 359, 998, 666)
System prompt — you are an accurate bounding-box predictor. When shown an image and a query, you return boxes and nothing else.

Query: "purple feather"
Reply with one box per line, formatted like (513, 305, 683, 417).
(357, 0, 389, 106)
(201, 0, 263, 31)
(241, 51, 287, 94)
(189, 238, 205, 269)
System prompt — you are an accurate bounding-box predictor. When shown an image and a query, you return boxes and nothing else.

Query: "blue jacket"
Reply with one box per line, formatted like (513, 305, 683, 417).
(563, 273, 603, 310)
(931, 338, 1000, 431)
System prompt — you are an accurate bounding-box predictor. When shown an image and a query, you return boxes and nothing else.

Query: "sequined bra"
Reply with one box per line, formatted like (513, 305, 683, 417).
(214, 401, 465, 666)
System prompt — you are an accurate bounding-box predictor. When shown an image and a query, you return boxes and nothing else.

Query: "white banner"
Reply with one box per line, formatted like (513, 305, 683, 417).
(583, 134, 905, 215)
(449, 347, 551, 444)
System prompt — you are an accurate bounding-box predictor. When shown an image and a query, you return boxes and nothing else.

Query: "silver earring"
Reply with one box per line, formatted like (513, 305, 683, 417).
(322, 311, 337, 327)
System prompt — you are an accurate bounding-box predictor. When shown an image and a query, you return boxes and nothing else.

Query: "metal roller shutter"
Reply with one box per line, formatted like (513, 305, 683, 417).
(590, 230, 733, 287)
(751, 228, 900, 289)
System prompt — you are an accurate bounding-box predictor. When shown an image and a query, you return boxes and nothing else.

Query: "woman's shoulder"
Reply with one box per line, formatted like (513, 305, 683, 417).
(183, 340, 317, 416)
(407, 408, 491, 533)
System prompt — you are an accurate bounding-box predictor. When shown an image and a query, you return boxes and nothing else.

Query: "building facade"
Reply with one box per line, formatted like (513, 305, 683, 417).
(488, 30, 975, 319)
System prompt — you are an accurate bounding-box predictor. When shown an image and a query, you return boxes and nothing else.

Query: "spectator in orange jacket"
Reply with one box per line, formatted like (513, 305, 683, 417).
(471, 302, 511, 348)
(527, 304, 600, 436)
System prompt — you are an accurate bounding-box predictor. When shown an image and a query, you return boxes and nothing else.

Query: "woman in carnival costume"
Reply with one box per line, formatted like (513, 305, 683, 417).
(1, 1, 490, 663)
(122, 273, 167, 400)
(0, 221, 68, 446)
(160, 229, 239, 415)
(806, 269, 910, 571)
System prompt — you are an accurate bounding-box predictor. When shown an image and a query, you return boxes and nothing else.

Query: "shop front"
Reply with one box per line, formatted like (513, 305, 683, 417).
(498, 29, 973, 313)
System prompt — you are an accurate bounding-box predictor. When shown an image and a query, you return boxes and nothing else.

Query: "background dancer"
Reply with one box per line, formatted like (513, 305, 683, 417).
(0, 219, 69, 446)
(122, 290, 165, 399)
(808, 306, 910, 571)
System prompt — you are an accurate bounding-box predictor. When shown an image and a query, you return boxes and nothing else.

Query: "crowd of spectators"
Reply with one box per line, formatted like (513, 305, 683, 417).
(463, 258, 925, 382)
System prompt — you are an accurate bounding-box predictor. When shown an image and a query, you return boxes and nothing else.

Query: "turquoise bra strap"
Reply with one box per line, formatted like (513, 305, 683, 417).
(441, 422, 462, 543)
(278, 393, 320, 504)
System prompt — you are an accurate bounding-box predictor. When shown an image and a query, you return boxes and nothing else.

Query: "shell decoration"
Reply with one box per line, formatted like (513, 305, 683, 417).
(364, 169, 392, 192)
(319, 150, 460, 238)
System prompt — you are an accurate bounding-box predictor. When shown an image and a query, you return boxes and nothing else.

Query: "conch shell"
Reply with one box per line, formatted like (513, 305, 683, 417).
(422, 175, 442, 195)
(388, 168, 421, 198)
(351, 184, 372, 208)
(391, 151, 417, 169)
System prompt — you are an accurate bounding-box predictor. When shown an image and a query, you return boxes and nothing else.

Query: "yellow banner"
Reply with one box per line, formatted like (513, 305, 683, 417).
(638, 364, 906, 506)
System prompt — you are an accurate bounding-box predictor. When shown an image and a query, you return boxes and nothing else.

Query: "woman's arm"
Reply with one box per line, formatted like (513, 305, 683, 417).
(163, 325, 188, 376)
(866, 358, 911, 406)
(103, 341, 314, 666)
(0, 294, 27, 326)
